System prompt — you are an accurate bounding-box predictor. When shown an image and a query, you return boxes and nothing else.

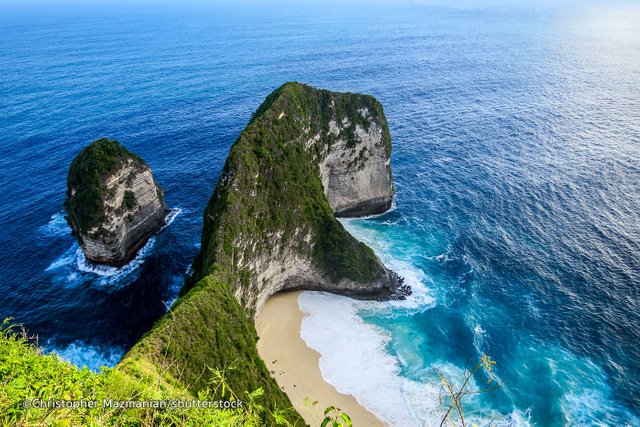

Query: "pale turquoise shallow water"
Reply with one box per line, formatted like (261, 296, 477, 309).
(0, 2, 639, 425)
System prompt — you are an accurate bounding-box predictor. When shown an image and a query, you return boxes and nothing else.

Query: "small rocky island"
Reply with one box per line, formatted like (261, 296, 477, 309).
(64, 138, 167, 266)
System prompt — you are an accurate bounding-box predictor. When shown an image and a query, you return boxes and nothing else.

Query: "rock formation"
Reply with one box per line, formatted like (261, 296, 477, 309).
(319, 97, 394, 217)
(189, 82, 408, 313)
(123, 83, 408, 426)
(64, 138, 167, 266)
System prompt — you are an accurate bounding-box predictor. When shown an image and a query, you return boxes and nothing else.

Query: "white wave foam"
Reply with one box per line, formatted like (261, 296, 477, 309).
(299, 291, 534, 426)
(298, 292, 529, 426)
(550, 348, 640, 425)
(340, 218, 436, 315)
(305, 219, 533, 426)
(44, 207, 182, 289)
(367, 257, 436, 317)
(562, 388, 639, 425)
(76, 237, 156, 277)
(45, 245, 77, 272)
(49, 341, 124, 372)
(38, 212, 70, 237)
(434, 244, 453, 263)
(298, 291, 431, 426)
(161, 207, 182, 230)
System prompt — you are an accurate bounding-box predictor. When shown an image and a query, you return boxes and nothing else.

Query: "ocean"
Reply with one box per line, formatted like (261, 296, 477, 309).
(1, 2, 639, 425)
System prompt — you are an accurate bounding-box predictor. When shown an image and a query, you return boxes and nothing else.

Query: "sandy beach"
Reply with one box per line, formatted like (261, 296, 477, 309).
(255, 291, 383, 427)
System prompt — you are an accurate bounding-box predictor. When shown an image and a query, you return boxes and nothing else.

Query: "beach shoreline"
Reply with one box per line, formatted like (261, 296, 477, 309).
(255, 291, 383, 427)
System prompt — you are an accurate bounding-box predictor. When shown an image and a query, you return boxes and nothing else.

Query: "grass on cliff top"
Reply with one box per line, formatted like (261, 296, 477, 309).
(64, 138, 145, 235)
(0, 319, 290, 427)
(125, 276, 305, 426)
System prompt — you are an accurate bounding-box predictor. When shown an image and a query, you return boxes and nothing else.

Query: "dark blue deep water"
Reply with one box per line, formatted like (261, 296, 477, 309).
(1, 2, 639, 425)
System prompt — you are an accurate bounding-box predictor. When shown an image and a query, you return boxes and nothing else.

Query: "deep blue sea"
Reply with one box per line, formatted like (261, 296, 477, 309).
(1, 2, 639, 425)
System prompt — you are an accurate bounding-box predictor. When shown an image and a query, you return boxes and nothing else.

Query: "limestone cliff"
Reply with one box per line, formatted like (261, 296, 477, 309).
(189, 82, 407, 313)
(64, 138, 167, 266)
(318, 94, 394, 217)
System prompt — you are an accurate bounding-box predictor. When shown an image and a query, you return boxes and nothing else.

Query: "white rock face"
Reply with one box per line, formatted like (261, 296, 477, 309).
(74, 159, 167, 266)
(232, 228, 397, 315)
(318, 111, 394, 216)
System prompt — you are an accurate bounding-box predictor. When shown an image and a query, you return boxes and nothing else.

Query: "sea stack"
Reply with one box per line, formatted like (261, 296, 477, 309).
(64, 138, 167, 266)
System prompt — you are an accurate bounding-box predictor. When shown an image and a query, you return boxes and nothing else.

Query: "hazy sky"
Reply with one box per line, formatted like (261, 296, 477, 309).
(1, 0, 638, 6)
(2, 0, 639, 19)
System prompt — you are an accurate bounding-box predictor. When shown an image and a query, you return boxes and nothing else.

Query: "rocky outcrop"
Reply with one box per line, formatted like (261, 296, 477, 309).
(318, 102, 394, 217)
(189, 82, 408, 314)
(64, 138, 167, 266)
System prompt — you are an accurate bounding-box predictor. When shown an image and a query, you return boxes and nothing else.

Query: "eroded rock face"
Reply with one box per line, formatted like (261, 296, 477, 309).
(319, 108, 394, 217)
(189, 82, 409, 315)
(65, 138, 167, 266)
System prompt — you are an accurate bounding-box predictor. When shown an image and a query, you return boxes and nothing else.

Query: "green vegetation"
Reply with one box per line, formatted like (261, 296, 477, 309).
(320, 406, 352, 427)
(124, 277, 303, 426)
(0, 320, 290, 426)
(64, 138, 145, 236)
(123, 190, 137, 211)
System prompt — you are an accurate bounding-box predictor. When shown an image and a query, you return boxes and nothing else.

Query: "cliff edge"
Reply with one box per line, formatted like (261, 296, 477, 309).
(64, 138, 168, 266)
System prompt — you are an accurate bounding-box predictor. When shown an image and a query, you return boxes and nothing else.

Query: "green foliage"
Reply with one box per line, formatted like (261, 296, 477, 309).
(125, 278, 305, 426)
(0, 319, 289, 426)
(321, 406, 352, 427)
(64, 138, 145, 235)
(122, 190, 137, 211)
(314, 215, 381, 282)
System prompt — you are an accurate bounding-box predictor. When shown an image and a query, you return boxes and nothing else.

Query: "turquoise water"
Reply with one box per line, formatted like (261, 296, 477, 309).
(1, 2, 639, 425)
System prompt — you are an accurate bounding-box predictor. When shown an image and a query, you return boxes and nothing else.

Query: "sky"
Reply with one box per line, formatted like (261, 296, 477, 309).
(1, 0, 638, 7)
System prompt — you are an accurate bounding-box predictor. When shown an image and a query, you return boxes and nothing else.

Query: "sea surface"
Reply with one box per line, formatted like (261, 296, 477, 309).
(1, 2, 639, 425)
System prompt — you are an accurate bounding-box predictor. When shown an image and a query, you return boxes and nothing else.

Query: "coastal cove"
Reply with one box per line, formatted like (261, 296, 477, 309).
(1, 2, 639, 426)
(255, 291, 382, 427)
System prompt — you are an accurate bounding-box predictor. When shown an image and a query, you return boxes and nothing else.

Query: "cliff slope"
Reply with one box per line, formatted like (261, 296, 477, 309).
(64, 138, 168, 266)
